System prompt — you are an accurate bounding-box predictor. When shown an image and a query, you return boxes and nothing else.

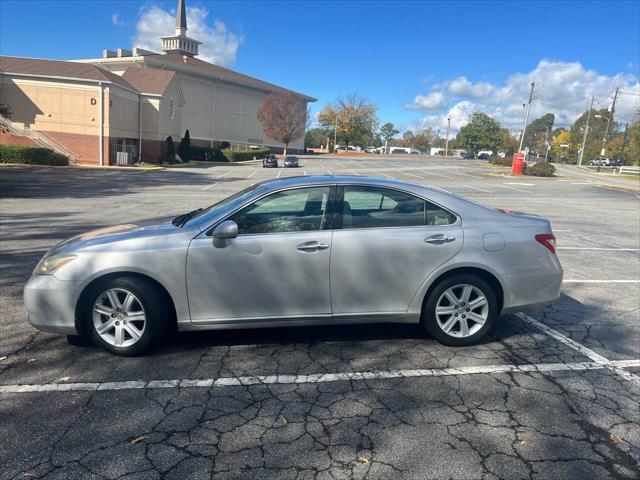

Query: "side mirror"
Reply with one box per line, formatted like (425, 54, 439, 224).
(212, 220, 238, 240)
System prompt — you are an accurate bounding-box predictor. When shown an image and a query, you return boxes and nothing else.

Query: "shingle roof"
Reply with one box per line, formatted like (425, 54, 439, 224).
(121, 67, 176, 95)
(0, 56, 138, 92)
(145, 53, 316, 101)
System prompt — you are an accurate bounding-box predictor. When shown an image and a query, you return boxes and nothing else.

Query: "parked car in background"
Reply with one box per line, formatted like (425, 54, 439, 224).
(477, 152, 490, 160)
(461, 152, 476, 159)
(24, 176, 563, 355)
(283, 156, 300, 168)
(609, 158, 623, 167)
(263, 154, 278, 168)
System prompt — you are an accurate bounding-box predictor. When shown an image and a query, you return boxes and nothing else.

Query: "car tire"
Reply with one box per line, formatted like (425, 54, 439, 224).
(80, 276, 170, 356)
(423, 274, 497, 347)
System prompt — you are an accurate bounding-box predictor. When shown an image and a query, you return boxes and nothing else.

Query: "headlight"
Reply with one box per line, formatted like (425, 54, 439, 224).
(34, 254, 77, 275)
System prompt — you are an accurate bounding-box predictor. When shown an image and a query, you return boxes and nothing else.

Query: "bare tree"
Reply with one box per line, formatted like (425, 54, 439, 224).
(257, 92, 308, 157)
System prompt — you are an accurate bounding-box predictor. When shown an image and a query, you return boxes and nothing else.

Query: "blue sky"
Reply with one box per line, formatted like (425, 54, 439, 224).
(1, 0, 639, 134)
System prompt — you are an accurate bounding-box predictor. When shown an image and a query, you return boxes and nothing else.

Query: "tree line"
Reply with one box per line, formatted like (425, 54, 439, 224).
(302, 93, 639, 163)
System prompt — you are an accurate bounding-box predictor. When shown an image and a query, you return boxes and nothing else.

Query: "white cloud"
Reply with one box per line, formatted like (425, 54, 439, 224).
(133, 5, 243, 66)
(446, 77, 494, 98)
(406, 91, 447, 111)
(111, 13, 125, 27)
(406, 60, 640, 134)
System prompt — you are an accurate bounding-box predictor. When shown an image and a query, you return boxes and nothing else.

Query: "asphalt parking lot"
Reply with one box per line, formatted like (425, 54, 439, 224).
(1, 156, 639, 479)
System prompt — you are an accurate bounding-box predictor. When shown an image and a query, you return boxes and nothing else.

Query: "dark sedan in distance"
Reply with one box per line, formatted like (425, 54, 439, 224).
(283, 156, 300, 168)
(263, 154, 278, 168)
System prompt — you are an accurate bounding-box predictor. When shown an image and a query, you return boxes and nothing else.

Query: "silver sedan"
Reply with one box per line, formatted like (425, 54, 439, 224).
(24, 176, 563, 355)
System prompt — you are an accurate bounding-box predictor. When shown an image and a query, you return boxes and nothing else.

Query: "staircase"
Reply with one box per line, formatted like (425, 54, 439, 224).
(0, 114, 79, 164)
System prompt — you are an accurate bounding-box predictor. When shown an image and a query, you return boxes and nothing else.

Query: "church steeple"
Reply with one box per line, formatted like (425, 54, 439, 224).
(175, 0, 187, 35)
(160, 0, 201, 57)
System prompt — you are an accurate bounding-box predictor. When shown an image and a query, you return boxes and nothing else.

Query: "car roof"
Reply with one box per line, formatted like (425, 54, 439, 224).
(255, 174, 439, 193)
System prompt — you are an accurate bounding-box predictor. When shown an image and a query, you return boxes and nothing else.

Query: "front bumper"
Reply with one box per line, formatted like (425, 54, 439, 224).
(23, 274, 82, 335)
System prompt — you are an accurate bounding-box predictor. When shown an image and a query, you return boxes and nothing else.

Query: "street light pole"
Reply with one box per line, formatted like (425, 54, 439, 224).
(444, 117, 451, 156)
(333, 117, 337, 153)
(518, 81, 536, 153)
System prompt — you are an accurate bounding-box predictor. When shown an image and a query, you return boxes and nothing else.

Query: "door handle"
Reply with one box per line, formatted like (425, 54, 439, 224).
(296, 241, 330, 252)
(425, 234, 456, 244)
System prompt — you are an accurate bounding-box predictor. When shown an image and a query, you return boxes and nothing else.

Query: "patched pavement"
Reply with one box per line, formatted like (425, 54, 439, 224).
(1, 158, 639, 479)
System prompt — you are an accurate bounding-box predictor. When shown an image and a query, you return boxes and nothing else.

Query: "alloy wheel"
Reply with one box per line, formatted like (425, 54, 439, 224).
(435, 284, 489, 338)
(92, 288, 146, 347)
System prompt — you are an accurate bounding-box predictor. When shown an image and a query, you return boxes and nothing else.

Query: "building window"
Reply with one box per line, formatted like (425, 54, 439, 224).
(168, 98, 175, 119)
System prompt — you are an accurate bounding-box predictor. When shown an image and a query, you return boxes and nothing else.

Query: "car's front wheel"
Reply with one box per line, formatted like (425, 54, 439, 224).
(80, 276, 170, 356)
(423, 274, 497, 346)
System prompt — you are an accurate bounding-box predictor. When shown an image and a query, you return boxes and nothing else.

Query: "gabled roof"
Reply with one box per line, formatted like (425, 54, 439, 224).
(0, 55, 138, 92)
(144, 53, 316, 102)
(121, 67, 177, 95)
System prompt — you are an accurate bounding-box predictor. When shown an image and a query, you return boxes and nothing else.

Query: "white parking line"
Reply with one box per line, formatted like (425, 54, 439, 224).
(2, 359, 639, 394)
(515, 313, 640, 387)
(562, 279, 640, 283)
(376, 171, 397, 179)
(557, 247, 640, 251)
(500, 184, 533, 193)
(246, 169, 258, 178)
(445, 170, 481, 179)
(201, 183, 217, 191)
(462, 184, 492, 193)
(303, 169, 307, 176)
(424, 171, 454, 180)
(216, 171, 232, 178)
(277, 170, 282, 178)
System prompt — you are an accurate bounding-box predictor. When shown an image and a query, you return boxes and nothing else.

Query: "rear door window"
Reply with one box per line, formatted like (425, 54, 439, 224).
(341, 186, 455, 229)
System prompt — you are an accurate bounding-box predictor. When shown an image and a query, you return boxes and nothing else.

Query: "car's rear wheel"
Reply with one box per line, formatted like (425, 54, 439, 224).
(423, 274, 497, 346)
(80, 276, 170, 356)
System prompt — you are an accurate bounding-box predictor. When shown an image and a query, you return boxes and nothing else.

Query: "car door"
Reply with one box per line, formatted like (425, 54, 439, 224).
(186, 185, 335, 323)
(330, 185, 463, 317)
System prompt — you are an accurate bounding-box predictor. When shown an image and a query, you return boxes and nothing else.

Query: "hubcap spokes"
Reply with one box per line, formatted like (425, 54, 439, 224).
(92, 288, 146, 347)
(435, 284, 489, 338)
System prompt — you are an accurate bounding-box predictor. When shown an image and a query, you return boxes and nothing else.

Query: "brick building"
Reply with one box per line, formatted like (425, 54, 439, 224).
(0, 0, 314, 165)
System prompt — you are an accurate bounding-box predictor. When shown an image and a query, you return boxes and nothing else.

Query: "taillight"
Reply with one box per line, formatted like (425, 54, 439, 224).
(535, 233, 556, 254)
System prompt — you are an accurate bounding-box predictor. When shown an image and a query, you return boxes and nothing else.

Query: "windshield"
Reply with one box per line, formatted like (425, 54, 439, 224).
(179, 184, 262, 226)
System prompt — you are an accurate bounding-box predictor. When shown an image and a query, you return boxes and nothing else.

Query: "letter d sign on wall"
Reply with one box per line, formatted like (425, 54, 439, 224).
(90, 98, 97, 105)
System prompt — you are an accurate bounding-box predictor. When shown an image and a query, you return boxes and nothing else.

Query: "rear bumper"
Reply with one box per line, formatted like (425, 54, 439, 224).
(500, 255, 563, 314)
(23, 274, 81, 335)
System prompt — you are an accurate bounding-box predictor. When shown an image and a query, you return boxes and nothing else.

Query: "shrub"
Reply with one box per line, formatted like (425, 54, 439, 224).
(222, 148, 271, 162)
(190, 146, 225, 161)
(489, 155, 512, 166)
(177, 130, 192, 161)
(164, 136, 176, 163)
(0, 145, 69, 165)
(524, 162, 555, 177)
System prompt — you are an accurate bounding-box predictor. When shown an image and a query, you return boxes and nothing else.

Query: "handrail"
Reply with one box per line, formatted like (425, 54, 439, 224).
(0, 114, 79, 163)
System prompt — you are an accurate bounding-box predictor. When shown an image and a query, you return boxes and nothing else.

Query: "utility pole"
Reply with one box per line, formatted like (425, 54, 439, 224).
(518, 81, 535, 153)
(333, 117, 337, 153)
(543, 126, 550, 163)
(577, 95, 594, 166)
(600, 87, 618, 159)
(444, 117, 451, 156)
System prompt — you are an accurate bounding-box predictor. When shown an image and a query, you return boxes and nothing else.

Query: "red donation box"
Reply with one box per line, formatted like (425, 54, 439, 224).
(512, 152, 525, 175)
